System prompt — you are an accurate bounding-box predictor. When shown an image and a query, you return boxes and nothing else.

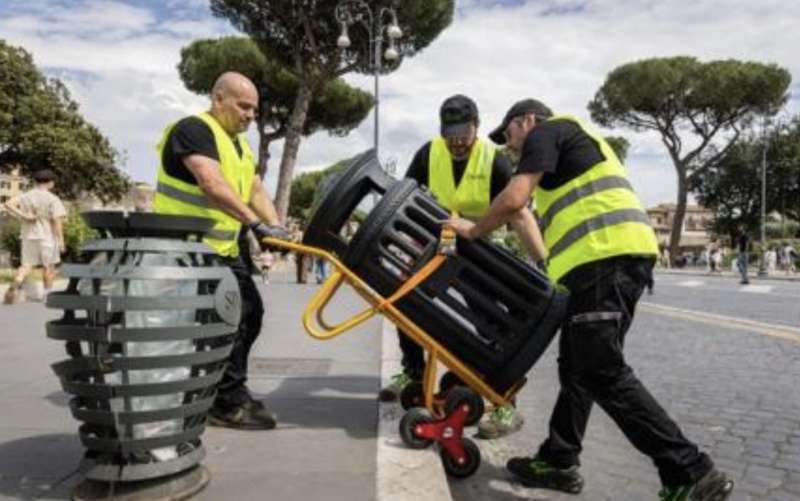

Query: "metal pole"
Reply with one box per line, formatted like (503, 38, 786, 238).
(758, 118, 768, 277)
(374, 30, 381, 158)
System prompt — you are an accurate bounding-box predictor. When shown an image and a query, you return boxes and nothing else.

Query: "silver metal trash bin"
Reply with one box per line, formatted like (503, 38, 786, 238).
(46, 211, 241, 500)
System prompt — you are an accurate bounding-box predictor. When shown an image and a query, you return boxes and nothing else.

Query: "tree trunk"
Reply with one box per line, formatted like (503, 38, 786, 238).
(669, 166, 689, 265)
(256, 115, 271, 180)
(274, 81, 313, 223)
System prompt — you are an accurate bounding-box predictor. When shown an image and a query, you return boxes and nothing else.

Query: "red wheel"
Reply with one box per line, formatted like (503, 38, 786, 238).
(399, 407, 435, 449)
(441, 438, 481, 478)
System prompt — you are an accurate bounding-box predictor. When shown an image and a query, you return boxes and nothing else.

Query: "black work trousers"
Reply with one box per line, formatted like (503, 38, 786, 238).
(397, 329, 426, 381)
(213, 256, 265, 410)
(536, 256, 713, 488)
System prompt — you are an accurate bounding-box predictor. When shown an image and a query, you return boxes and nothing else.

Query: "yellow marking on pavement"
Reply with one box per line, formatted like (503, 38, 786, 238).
(639, 302, 800, 344)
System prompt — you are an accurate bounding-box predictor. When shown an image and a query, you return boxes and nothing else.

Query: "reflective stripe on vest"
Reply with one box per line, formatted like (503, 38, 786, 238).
(534, 115, 658, 283)
(154, 112, 255, 257)
(428, 136, 494, 219)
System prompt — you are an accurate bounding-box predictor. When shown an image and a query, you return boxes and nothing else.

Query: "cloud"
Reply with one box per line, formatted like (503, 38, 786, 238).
(2, 0, 798, 207)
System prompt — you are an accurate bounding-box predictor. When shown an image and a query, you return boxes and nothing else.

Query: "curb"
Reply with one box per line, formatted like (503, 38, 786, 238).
(376, 318, 452, 501)
(655, 269, 800, 282)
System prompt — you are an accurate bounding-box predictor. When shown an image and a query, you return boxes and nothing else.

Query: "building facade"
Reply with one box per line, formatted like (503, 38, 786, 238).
(646, 203, 714, 250)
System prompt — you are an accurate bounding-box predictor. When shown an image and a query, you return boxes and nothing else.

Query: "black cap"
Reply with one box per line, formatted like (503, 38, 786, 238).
(489, 98, 553, 144)
(439, 94, 479, 137)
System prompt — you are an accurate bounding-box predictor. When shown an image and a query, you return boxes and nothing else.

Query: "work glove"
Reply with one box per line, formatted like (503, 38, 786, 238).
(249, 221, 292, 253)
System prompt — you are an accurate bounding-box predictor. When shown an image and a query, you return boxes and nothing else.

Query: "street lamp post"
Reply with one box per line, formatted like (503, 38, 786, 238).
(758, 116, 769, 278)
(335, 1, 403, 161)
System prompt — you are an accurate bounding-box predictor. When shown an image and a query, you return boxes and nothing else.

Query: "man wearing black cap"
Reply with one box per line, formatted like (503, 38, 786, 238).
(379, 94, 547, 440)
(446, 100, 733, 500)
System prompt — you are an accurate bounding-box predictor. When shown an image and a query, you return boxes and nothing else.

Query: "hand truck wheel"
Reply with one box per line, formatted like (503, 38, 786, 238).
(399, 407, 435, 449)
(444, 386, 484, 426)
(440, 437, 481, 478)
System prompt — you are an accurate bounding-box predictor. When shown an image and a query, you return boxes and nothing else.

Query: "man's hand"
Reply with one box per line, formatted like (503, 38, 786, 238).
(444, 217, 477, 240)
(249, 221, 292, 252)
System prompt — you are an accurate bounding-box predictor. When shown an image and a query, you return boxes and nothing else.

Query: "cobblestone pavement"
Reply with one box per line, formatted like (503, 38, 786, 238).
(449, 279, 800, 501)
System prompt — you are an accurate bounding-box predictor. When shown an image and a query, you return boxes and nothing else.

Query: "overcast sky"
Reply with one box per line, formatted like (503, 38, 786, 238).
(2, 0, 798, 207)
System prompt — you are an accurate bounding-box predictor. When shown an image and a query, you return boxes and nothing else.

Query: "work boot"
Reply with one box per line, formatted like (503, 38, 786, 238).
(378, 372, 416, 402)
(478, 404, 524, 439)
(658, 469, 734, 501)
(506, 455, 584, 494)
(207, 399, 277, 430)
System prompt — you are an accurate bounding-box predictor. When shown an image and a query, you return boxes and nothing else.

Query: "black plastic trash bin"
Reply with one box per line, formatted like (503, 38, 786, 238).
(302, 149, 393, 257)
(46, 211, 241, 500)
(305, 151, 568, 395)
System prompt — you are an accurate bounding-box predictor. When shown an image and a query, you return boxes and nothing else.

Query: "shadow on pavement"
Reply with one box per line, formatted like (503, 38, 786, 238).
(0, 432, 83, 500)
(250, 374, 380, 440)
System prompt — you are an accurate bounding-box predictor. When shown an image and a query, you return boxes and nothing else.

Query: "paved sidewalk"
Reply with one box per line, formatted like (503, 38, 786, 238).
(0, 269, 388, 501)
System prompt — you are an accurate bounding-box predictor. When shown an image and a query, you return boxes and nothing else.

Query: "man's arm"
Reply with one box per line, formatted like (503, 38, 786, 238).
(508, 207, 548, 261)
(52, 216, 65, 250)
(248, 175, 281, 226)
(183, 154, 259, 224)
(3, 196, 35, 222)
(447, 172, 543, 240)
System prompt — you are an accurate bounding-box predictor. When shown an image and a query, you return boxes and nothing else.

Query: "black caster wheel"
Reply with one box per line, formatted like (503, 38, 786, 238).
(438, 371, 465, 395)
(400, 381, 425, 410)
(399, 407, 435, 449)
(441, 437, 481, 478)
(444, 386, 484, 426)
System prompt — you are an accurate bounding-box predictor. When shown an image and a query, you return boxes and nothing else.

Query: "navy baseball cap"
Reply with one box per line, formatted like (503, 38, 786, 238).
(439, 94, 479, 137)
(489, 98, 553, 144)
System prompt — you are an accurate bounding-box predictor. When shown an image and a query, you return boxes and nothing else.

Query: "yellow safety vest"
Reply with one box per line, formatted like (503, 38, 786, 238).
(428, 137, 494, 219)
(154, 112, 255, 257)
(534, 115, 658, 284)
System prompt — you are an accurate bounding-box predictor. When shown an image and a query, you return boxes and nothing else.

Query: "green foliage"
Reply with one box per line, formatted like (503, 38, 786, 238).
(0, 40, 130, 202)
(691, 116, 800, 241)
(62, 211, 98, 262)
(604, 136, 630, 163)
(589, 57, 790, 134)
(288, 161, 348, 224)
(588, 56, 791, 258)
(178, 37, 374, 140)
(0, 219, 21, 265)
(209, 1, 454, 77)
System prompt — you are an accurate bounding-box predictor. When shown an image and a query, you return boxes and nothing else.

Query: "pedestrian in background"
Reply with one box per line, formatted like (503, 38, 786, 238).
(3, 169, 66, 304)
(736, 229, 750, 284)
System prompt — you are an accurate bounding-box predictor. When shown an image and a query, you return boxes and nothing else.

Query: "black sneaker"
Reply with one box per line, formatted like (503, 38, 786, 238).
(658, 468, 734, 501)
(208, 400, 277, 430)
(506, 455, 584, 494)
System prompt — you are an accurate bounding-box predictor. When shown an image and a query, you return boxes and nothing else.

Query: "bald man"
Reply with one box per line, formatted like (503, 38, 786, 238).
(154, 71, 290, 430)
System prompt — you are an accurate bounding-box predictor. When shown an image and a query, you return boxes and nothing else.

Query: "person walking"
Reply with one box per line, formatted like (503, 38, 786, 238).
(736, 230, 750, 284)
(378, 94, 547, 440)
(154, 71, 290, 430)
(447, 98, 733, 500)
(3, 169, 66, 304)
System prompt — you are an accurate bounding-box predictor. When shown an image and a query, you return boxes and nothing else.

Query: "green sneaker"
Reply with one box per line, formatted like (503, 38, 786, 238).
(477, 404, 524, 439)
(506, 455, 584, 493)
(378, 372, 415, 402)
(659, 469, 734, 501)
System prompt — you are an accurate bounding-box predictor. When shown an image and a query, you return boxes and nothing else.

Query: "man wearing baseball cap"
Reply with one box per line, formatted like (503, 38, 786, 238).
(446, 99, 733, 500)
(379, 94, 547, 440)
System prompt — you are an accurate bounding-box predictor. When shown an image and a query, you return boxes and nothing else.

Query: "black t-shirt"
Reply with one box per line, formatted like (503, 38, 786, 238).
(514, 120, 605, 190)
(162, 116, 244, 185)
(737, 234, 750, 253)
(404, 141, 513, 200)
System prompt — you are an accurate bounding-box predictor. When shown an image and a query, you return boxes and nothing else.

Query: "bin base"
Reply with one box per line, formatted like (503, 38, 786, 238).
(72, 465, 209, 501)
